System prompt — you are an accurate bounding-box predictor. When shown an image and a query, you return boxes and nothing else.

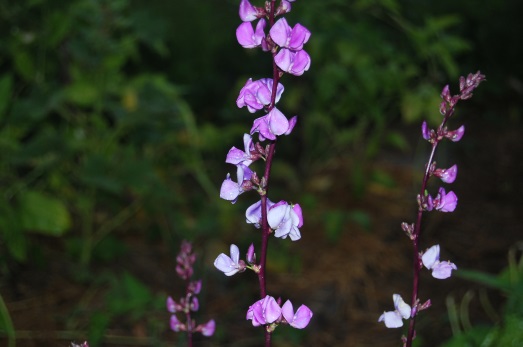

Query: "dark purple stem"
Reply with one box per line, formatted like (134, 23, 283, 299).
(406, 105, 457, 347)
(257, 1, 279, 346)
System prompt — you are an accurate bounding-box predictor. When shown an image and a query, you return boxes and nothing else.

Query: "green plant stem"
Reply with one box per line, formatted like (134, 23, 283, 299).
(0, 293, 15, 347)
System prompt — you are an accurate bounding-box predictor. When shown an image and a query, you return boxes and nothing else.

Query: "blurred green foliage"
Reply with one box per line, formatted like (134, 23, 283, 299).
(442, 244, 523, 347)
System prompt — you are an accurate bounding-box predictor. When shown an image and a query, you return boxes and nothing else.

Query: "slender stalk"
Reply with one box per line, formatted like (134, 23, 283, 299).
(256, 2, 279, 346)
(406, 109, 455, 347)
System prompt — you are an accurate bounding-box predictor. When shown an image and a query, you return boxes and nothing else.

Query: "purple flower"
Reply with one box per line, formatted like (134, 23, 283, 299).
(445, 125, 465, 142)
(433, 187, 458, 212)
(236, 19, 266, 48)
(167, 296, 178, 313)
(189, 280, 202, 294)
(236, 78, 284, 113)
(246, 243, 256, 264)
(226, 134, 256, 166)
(267, 201, 303, 241)
(281, 300, 313, 329)
(191, 297, 199, 311)
(214, 244, 245, 276)
(246, 295, 282, 326)
(421, 121, 431, 141)
(422, 245, 457, 279)
(200, 319, 216, 337)
(269, 18, 311, 51)
(239, 0, 259, 22)
(219, 164, 253, 203)
(378, 294, 411, 328)
(250, 108, 297, 141)
(433, 164, 458, 184)
(274, 48, 311, 76)
(170, 314, 185, 332)
(246, 199, 276, 227)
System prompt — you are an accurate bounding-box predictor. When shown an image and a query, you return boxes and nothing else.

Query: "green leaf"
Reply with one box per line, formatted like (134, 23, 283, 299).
(0, 74, 13, 117)
(18, 190, 71, 236)
(457, 269, 512, 292)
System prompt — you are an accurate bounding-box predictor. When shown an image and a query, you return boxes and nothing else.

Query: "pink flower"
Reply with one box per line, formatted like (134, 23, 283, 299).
(170, 314, 185, 332)
(433, 187, 458, 212)
(226, 134, 256, 166)
(445, 125, 465, 142)
(270, 18, 311, 51)
(281, 300, 313, 329)
(246, 296, 282, 326)
(236, 78, 284, 113)
(274, 48, 311, 76)
(433, 164, 458, 184)
(422, 245, 457, 279)
(239, 0, 259, 22)
(199, 319, 216, 337)
(250, 108, 297, 141)
(236, 19, 266, 48)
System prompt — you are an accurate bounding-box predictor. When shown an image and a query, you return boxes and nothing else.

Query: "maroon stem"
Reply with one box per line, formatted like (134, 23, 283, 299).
(405, 110, 454, 347)
(256, 1, 280, 346)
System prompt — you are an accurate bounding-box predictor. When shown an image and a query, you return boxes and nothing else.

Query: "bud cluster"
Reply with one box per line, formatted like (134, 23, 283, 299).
(168, 241, 215, 339)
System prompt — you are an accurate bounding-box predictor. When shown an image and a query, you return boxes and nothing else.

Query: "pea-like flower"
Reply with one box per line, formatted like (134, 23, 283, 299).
(269, 18, 311, 51)
(274, 48, 311, 76)
(236, 19, 266, 48)
(214, 244, 246, 276)
(433, 187, 458, 212)
(250, 107, 297, 141)
(445, 125, 465, 142)
(239, 0, 260, 22)
(281, 300, 313, 329)
(220, 164, 253, 203)
(422, 245, 457, 279)
(198, 319, 216, 337)
(433, 164, 458, 184)
(226, 133, 256, 166)
(246, 295, 282, 326)
(267, 200, 303, 241)
(237, 78, 284, 113)
(246, 199, 276, 227)
(378, 294, 411, 328)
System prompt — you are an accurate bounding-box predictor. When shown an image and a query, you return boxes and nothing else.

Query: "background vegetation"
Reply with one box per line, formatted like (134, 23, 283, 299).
(0, 0, 521, 346)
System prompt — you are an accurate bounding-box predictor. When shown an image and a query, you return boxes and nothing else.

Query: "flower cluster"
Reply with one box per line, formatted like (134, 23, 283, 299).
(216, 0, 312, 339)
(168, 241, 215, 339)
(380, 72, 485, 346)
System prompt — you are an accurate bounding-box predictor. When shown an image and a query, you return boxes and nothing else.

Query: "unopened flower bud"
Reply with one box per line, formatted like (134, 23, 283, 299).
(246, 243, 256, 264)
